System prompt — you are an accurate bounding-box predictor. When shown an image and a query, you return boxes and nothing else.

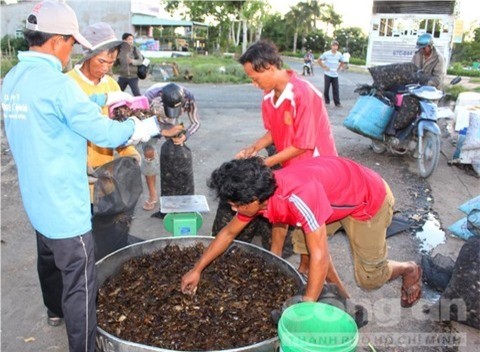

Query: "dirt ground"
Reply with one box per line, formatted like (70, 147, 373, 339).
(1, 61, 479, 351)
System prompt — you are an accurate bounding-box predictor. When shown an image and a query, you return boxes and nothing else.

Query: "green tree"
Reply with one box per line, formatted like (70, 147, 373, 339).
(284, 6, 303, 53)
(262, 13, 290, 50)
(451, 26, 480, 66)
(165, 1, 244, 51)
(1, 35, 28, 56)
(304, 30, 327, 53)
(165, 1, 269, 53)
(319, 4, 342, 40)
(333, 27, 368, 59)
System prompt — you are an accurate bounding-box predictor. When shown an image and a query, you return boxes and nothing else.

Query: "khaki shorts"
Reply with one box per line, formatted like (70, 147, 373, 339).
(292, 222, 342, 254)
(139, 139, 160, 176)
(292, 181, 395, 290)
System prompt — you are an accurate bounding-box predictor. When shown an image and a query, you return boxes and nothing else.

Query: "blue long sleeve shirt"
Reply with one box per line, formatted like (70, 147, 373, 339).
(2, 51, 135, 239)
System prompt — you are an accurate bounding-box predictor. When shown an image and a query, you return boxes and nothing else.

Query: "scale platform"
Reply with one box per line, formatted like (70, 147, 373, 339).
(160, 195, 210, 236)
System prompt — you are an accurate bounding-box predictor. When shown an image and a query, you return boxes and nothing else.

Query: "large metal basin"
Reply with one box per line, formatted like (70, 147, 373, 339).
(95, 236, 305, 352)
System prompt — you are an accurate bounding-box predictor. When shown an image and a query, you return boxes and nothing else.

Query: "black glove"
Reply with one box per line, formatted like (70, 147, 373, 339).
(270, 295, 304, 325)
(319, 283, 369, 329)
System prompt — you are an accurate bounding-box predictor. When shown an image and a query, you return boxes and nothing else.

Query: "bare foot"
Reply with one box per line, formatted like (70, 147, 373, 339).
(401, 262, 422, 308)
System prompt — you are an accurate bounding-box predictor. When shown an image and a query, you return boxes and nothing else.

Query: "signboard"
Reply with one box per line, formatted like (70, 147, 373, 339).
(453, 20, 464, 43)
(131, 0, 162, 17)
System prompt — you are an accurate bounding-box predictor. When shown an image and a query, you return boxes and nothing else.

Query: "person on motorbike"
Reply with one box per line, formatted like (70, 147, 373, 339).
(386, 33, 446, 136)
(411, 33, 445, 90)
(303, 49, 315, 76)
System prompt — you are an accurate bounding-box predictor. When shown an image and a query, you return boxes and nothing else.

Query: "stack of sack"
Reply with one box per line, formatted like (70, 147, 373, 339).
(448, 195, 480, 240)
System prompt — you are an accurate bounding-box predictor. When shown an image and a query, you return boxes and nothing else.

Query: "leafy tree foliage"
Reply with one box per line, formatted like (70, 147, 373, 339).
(262, 13, 290, 51)
(1, 35, 28, 56)
(303, 30, 327, 53)
(333, 27, 368, 58)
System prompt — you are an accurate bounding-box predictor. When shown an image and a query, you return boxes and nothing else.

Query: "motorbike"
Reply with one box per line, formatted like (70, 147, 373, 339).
(302, 60, 313, 76)
(345, 76, 461, 178)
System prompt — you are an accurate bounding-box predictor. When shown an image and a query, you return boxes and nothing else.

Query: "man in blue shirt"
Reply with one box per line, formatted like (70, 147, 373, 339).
(318, 40, 345, 107)
(1, 1, 179, 351)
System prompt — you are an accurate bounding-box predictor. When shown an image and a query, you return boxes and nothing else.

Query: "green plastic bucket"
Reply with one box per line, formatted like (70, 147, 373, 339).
(278, 302, 358, 352)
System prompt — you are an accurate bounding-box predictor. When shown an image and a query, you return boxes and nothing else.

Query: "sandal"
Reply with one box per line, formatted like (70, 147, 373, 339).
(47, 310, 63, 327)
(401, 262, 423, 308)
(47, 316, 63, 327)
(142, 199, 157, 211)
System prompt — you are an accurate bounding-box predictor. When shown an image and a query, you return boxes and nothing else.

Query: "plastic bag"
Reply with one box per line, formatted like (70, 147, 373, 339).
(92, 156, 143, 216)
(160, 139, 194, 196)
(467, 209, 480, 237)
(458, 195, 480, 215)
(448, 217, 476, 241)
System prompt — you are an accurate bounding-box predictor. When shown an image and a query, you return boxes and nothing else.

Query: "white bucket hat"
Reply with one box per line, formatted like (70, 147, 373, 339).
(77, 22, 123, 64)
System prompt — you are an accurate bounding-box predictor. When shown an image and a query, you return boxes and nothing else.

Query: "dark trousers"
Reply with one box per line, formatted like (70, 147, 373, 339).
(36, 231, 97, 352)
(117, 76, 141, 96)
(323, 75, 340, 105)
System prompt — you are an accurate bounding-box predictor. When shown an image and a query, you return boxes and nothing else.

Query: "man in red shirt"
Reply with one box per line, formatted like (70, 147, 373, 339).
(236, 40, 337, 167)
(230, 40, 337, 272)
(182, 157, 422, 308)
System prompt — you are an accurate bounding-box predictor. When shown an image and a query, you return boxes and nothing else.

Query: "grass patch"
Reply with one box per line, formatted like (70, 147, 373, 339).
(1, 56, 18, 78)
(445, 84, 469, 102)
(149, 54, 250, 84)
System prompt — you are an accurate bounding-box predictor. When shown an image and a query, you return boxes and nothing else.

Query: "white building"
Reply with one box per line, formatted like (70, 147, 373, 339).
(366, 0, 457, 68)
(0, 0, 208, 53)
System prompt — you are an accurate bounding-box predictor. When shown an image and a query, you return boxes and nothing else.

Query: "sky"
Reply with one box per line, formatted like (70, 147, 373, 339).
(268, 0, 477, 33)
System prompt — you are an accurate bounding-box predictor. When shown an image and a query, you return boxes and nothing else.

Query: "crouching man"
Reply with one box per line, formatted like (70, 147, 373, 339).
(181, 157, 422, 307)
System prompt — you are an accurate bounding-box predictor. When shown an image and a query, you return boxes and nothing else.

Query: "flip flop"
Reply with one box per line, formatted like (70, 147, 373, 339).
(401, 263, 423, 308)
(142, 200, 157, 211)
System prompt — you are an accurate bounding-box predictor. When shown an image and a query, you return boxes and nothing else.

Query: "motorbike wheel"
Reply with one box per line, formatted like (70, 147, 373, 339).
(417, 131, 440, 178)
(371, 140, 386, 154)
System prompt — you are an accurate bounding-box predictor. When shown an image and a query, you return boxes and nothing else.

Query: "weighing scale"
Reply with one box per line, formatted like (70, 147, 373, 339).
(160, 195, 210, 236)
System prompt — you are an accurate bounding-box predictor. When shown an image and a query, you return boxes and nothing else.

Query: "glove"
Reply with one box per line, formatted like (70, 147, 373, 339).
(125, 117, 151, 146)
(105, 91, 134, 106)
(271, 295, 304, 325)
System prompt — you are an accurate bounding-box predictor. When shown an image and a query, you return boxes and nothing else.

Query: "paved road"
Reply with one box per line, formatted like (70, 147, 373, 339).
(1, 59, 478, 352)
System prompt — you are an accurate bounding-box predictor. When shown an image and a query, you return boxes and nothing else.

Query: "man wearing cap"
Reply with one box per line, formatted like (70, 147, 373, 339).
(411, 33, 445, 90)
(140, 82, 200, 216)
(318, 40, 346, 107)
(67, 23, 178, 260)
(67, 22, 141, 182)
(1, 1, 181, 351)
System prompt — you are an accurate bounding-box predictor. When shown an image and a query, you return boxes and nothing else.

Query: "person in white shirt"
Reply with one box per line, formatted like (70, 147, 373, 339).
(318, 40, 345, 107)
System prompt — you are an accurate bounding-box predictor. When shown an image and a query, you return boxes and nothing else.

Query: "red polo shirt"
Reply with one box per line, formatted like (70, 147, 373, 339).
(262, 70, 337, 167)
(237, 157, 387, 233)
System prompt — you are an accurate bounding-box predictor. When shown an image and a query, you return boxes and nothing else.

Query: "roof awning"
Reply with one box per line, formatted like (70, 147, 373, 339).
(131, 14, 208, 27)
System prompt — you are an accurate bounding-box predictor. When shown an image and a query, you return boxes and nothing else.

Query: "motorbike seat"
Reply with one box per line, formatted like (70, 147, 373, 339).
(411, 86, 443, 100)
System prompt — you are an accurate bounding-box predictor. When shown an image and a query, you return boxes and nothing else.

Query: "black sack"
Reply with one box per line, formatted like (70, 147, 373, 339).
(160, 139, 194, 196)
(92, 156, 143, 216)
(393, 95, 420, 130)
(368, 62, 419, 91)
(92, 210, 133, 261)
(137, 64, 148, 79)
(211, 199, 294, 259)
(439, 236, 480, 329)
